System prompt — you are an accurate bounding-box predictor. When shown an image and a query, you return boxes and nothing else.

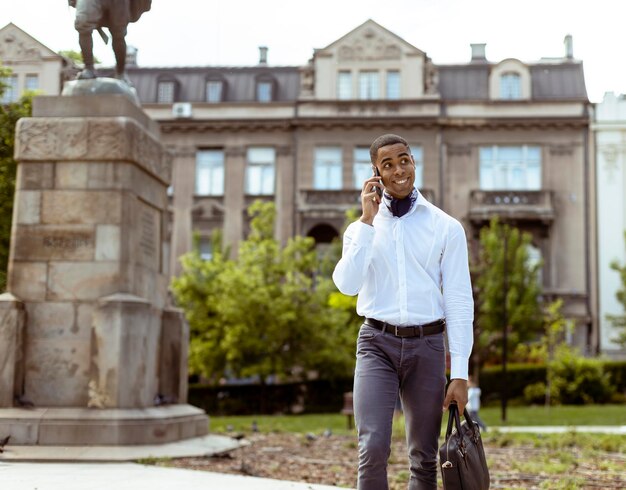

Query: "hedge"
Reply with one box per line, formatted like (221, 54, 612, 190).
(188, 378, 353, 415)
(187, 361, 626, 414)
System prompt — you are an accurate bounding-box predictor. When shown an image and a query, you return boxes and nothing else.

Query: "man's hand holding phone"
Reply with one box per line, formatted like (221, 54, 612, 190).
(360, 167, 384, 226)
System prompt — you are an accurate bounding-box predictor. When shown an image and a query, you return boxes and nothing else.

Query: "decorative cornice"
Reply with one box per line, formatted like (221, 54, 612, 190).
(159, 115, 589, 133)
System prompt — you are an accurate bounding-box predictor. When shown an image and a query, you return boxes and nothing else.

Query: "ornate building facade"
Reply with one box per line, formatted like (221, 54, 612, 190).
(1, 20, 601, 353)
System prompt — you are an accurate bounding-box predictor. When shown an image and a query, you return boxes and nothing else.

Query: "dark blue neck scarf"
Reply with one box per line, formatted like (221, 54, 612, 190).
(383, 188, 418, 218)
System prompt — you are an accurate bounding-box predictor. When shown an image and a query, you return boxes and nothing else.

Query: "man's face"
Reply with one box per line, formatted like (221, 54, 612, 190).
(374, 143, 415, 199)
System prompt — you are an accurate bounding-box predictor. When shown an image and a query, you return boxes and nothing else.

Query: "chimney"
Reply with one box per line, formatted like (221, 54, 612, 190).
(470, 43, 487, 63)
(126, 45, 138, 67)
(564, 34, 573, 60)
(258, 46, 268, 65)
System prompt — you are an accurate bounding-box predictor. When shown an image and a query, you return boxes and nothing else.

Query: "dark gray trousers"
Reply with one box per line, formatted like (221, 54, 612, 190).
(354, 324, 447, 490)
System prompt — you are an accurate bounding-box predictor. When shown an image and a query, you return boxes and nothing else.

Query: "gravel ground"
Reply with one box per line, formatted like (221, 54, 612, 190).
(167, 432, 626, 489)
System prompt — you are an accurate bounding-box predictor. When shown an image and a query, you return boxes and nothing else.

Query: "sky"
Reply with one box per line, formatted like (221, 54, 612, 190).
(2, 0, 625, 102)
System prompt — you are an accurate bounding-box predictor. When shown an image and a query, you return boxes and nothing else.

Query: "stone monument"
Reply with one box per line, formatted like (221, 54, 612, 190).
(0, 93, 209, 445)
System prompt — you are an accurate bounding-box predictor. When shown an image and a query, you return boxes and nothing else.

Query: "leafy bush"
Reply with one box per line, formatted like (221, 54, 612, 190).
(550, 350, 615, 404)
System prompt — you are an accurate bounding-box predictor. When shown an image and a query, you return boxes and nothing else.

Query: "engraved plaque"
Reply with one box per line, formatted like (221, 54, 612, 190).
(13, 227, 95, 261)
(136, 201, 161, 270)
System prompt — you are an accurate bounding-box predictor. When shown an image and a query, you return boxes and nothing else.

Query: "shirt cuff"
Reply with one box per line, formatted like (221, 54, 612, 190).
(450, 356, 469, 380)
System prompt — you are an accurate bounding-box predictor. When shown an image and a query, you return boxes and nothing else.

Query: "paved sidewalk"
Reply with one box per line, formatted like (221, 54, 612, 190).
(0, 462, 345, 490)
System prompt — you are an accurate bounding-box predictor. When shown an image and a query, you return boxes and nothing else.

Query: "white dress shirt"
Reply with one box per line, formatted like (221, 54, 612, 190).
(332, 189, 474, 379)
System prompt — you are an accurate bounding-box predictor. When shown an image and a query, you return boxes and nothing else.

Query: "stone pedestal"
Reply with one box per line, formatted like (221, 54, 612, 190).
(0, 293, 25, 407)
(0, 95, 208, 445)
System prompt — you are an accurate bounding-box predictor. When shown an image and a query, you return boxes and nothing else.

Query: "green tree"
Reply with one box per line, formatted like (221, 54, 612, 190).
(171, 201, 355, 384)
(607, 231, 626, 346)
(473, 218, 543, 366)
(0, 66, 33, 290)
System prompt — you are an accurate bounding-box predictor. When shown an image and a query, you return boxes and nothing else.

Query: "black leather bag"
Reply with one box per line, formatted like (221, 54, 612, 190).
(439, 403, 490, 490)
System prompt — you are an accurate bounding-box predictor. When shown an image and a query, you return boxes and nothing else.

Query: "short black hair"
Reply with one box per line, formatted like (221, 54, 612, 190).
(370, 134, 410, 165)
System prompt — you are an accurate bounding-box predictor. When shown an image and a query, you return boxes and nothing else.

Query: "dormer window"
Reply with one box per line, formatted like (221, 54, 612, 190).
(206, 80, 224, 103)
(255, 75, 275, 103)
(500, 72, 521, 100)
(490, 60, 530, 100)
(156, 77, 178, 103)
(257, 82, 272, 102)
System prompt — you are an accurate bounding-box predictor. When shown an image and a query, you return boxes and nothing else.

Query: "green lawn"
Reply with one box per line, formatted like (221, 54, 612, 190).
(480, 403, 626, 426)
(209, 404, 626, 436)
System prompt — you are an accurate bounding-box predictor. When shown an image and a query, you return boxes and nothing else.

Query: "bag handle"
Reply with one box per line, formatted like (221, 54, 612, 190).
(445, 403, 478, 439)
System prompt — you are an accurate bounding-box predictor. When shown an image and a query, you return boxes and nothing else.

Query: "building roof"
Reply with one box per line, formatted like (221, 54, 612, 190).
(124, 65, 301, 103)
(530, 62, 588, 100)
(438, 61, 588, 101)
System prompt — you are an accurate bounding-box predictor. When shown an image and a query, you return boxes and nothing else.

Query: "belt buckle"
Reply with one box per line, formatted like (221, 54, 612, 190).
(394, 325, 400, 337)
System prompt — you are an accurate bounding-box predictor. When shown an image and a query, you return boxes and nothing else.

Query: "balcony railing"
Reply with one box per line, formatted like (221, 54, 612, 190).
(468, 190, 555, 224)
(300, 188, 436, 213)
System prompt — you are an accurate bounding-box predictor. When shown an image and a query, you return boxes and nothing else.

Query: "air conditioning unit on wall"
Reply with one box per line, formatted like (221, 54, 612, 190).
(172, 102, 192, 118)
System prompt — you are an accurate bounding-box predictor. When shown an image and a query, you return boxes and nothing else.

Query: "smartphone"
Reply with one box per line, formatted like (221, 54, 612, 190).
(372, 166, 383, 198)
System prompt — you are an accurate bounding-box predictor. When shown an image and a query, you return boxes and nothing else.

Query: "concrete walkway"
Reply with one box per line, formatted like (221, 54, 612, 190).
(0, 462, 344, 490)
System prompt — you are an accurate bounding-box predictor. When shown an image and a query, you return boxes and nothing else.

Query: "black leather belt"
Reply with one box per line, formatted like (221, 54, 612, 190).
(364, 318, 445, 338)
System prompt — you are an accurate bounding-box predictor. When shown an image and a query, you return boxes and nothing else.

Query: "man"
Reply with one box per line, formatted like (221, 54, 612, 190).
(333, 134, 474, 490)
(68, 0, 151, 81)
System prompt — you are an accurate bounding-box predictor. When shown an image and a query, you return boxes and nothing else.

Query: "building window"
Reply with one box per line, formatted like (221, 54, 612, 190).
(337, 71, 352, 100)
(353, 147, 371, 188)
(1, 75, 18, 103)
(246, 147, 275, 195)
(410, 146, 424, 189)
(206, 80, 223, 103)
(500, 72, 521, 100)
(479, 146, 541, 190)
(157, 81, 175, 103)
(314, 147, 342, 190)
(386, 71, 400, 100)
(257, 81, 273, 102)
(526, 243, 543, 285)
(196, 149, 224, 195)
(25, 74, 39, 92)
(198, 236, 213, 261)
(359, 71, 380, 100)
